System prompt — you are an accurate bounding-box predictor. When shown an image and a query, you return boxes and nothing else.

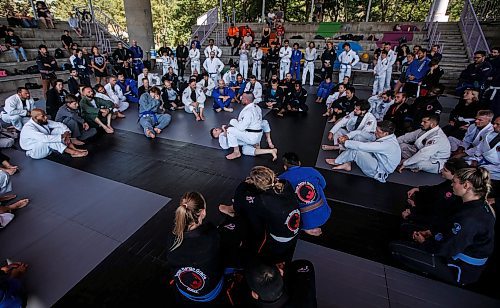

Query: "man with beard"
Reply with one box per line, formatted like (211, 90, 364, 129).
(112, 42, 132, 72)
(384, 92, 410, 136)
(404, 48, 431, 97)
(203, 51, 224, 84)
(456, 50, 493, 95)
(1, 87, 35, 131)
(175, 42, 189, 81)
(79, 86, 115, 134)
(265, 43, 280, 82)
(406, 86, 443, 130)
(35, 44, 57, 98)
(397, 114, 451, 174)
(20, 109, 88, 159)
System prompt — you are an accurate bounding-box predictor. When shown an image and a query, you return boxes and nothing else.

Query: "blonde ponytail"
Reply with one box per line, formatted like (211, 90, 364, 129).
(246, 166, 284, 194)
(170, 192, 206, 251)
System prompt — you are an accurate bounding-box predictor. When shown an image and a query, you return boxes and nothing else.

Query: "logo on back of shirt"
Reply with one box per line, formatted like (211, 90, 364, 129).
(295, 181, 317, 204)
(246, 196, 255, 204)
(175, 267, 207, 293)
(285, 209, 301, 234)
(452, 223, 462, 235)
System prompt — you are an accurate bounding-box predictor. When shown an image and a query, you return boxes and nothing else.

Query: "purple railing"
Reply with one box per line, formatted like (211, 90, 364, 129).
(461, 0, 490, 59)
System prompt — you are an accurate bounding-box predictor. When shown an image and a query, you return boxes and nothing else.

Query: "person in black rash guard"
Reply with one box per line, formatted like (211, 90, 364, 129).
(401, 158, 469, 230)
(220, 166, 301, 266)
(390, 167, 495, 286)
(166, 192, 226, 306)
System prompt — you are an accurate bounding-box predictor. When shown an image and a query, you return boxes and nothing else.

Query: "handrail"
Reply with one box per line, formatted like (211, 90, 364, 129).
(461, 0, 490, 60)
(189, 7, 220, 46)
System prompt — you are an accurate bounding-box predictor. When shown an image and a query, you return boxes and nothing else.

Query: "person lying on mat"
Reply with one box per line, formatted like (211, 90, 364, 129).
(79, 86, 115, 134)
(138, 87, 172, 139)
(210, 120, 276, 160)
(325, 120, 401, 183)
(20, 109, 88, 159)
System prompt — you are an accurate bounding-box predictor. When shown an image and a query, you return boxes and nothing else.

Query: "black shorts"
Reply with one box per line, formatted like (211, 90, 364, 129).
(94, 69, 107, 77)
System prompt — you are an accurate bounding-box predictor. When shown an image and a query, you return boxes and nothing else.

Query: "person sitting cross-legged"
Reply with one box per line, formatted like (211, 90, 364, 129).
(1, 87, 35, 132)
(325, 120, 401, 183)
(212, 79, 235, 113)
(79, 86, 115, 134)
(138, 87, 172, 139)
(182, 79, 206, 121)
(55, 94, 97, 144)
(20, 109, 88, 159)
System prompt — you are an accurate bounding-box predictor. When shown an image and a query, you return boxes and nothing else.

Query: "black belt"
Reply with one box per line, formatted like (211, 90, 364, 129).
(246, 129, 263, 133)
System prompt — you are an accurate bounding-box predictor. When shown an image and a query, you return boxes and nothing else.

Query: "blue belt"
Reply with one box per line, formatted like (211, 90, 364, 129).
(139, 111, 158, 124)
(177, 276, 223, 302)
(452, 253, 488, 266)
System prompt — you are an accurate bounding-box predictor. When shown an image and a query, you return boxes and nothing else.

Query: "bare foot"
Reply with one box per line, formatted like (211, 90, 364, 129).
(327, 117, 337, 123)
(322, 144, 339, 151)
(325, 158, 337, 166)
(277, 112, 284, 117)
(116, 112, 126, 118)
(71, 138, 85, 146)
(103, 126, 113, 134)
(195, 115, 201, 121)
(70, 151, 88, 158)
(108, 126, 114, 133)
(271, 148, 278, 161)
(3, 168, 16, 176)
(215, 108, 222, 113)
(0, 194, 16, 202)
(218, 204, 235, 217)
(224, 107, 233, 112)
(304, 228, 322, 236)
(153, 128, 162, 134)
(146, 129, 156, 139)
(267, 140, 275, 149)
(7, 198, 29, 210)
(200, 115, 206, 121)
(226, 151, 242, 160)
(332, 162, 351, 171)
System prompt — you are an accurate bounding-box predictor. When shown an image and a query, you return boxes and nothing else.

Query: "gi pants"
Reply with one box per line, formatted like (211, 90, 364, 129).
(302, 61, 315, 85)
(321, 63, 332, 80)
(60, 117, 97, 141)
(333, 128, 374, 147)
(139, 113, 171, 136)
(114, 100, 130, 113)
(316, 88, 330, 100)
(213, 97, 231, 110)
(372, 74, 386, 95)
(0, 136, 14, 149)
(239, 60, 248, 79)
(339, 64, 351, 82)
(290, 61, 301, 81)
(209, 73, 220, 84)
(25, 127, 68, 159)
(226, 127, 262, 155)
(190, 60, 200, 75)
(400, 143, 442, 173)
(1, 114, 30, 131)
(186, 101, 205, 113)
(0, 170, 12, 195)
(265, 62, 277, 81)
(384, 68, 393, 91)
(335, 148, 382, 181)
(178, 60, 186, 80)
(279, 60, 290, 80)
(252, 61, 262, 80)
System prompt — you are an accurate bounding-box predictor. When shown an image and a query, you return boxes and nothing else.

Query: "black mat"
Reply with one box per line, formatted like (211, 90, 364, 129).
(112, 98, 270, 149)
(315, 121, 444, 187)
(0, 149, 170, 307)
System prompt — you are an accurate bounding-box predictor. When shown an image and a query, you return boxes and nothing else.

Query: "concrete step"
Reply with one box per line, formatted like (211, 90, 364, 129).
(14, 38, 97, 50)
(0, 46, 96, 63)
(0, 71, 70, 93)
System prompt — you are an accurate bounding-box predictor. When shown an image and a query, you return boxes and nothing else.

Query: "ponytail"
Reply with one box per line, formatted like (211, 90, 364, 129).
(454, 167, 491, 198)
(245, 166, 284, 194)
(170, 192, 206, 251)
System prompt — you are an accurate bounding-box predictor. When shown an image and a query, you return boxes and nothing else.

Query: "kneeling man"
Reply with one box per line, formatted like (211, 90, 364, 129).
(325, 120, 401, 183)
(20, 109, 88, 159)
(139, 87, 172, 139)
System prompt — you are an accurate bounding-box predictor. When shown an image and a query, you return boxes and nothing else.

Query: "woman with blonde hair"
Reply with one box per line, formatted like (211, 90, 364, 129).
(166, 192, 225, 305)
(220, 166, 300, 265)
(391, 167, 495, 285)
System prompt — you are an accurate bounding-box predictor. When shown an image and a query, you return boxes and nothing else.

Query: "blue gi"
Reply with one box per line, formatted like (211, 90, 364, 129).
(138, 93, 172, 137)
(290, 49, 303, 81)
(212, 86, 235, 110)
(117, 79, 139, 104)
(405, 57, 430, 85)
(130, 46, 144, 75)
(316, 80, 334, 100)
(236, 80, 247, 96)
(280, 166, 331, 230)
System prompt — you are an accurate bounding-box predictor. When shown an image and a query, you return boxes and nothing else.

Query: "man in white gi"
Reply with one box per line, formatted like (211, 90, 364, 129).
(225, 93, 277, 160)
(203, 51, 224, 84)
(244, 75, 263, 103)
(189, 42, 201, 74)
(1, 87, 35, 131)
(322, 100, 377, 151)
(368, 91, 393, 121)
(449, 110, 494, 157)
(137, 67, 160, 86)
(223, 64, 240, 86)
(20, 109, 88, 159)
(467, 116, 500, 180)
(196, 73, 215, 97)
(104, 76, 129, 117)
(203, 39, 222, 58)
(337, 42, 359, 83)
(182, 79, 206, 121)
(302, 42, 317, 86)
(383, 42, 397, 91)
(373, 50, 389, 95)
(251, 42, 263, 80)
(397, 114, 451, 173)
(325, 120, 401, 183)
(279, 40, 292, 80)
(239, 45, 250, 79)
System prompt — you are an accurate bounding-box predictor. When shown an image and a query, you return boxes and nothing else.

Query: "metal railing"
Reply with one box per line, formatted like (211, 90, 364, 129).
(476, 0, 500, 21)
(189, 7, 221, 46)
(461, 0, 490, 59)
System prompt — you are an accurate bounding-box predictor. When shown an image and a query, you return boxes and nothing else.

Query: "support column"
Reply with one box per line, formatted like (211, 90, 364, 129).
(432, 0, 451, 22)
(123, 0, 155, 50)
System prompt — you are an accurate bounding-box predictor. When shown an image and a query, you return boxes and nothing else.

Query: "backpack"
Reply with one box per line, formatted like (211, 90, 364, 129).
(26, 65, 39, 74)
(55, 48, 65, 59)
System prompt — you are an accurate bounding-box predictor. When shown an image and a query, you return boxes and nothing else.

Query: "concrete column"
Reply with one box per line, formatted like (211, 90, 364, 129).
(123, 0, 155, 50)
(432, 0, 450, 22)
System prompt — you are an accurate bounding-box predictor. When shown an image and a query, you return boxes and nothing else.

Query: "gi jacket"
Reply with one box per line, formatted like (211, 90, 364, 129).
(2, 94, 35, 117)
(398, 126, 451, 166)
(461, 123, 493, 156)
(469, 131, 500, 180)
(330, 111, 377, 141)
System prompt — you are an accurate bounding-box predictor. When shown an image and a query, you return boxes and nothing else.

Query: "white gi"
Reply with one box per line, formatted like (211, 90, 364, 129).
(335, 134, 401, 183)
(398, 126, 451, 173)
(251, 48, 263, 80)
(244, 81, 263, 103)
(337, 49, 359, 81)
(329, 111, 377, 148)
(1, 94, 35, 131)
(0, 170, 13, 227)
(189, 48, 201, 74)
(163, 56, 178, 75)
(467, 131, 500, 180)
(182, 86, 206, 113)
(226, 102, 263, 151)
(219, 120, 271, 156)
(196, 78, 215, 97)
(279, 46, 292, 79)
(203, 45, 222, 58)
(239, 49, 250, 79)
(325, 91, 346, 109)
(19, 119, 71, 159)
(137, 73, 161, 86)
(368, 95, 393, 121)
(302, 47, 317, 86)
(384, 49, 397, 91)
(448, 123, 493, 155)
(203, 57, 224, 83)
(104, 83, 130, 112)
(223, 70, 240, 85)
(373, 57, 389, 95)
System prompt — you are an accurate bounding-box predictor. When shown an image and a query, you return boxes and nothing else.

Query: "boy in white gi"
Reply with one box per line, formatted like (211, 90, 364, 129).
(337, 42, 359, 82)
(373, 50, 389, 95)
(279, 40, 292, 80)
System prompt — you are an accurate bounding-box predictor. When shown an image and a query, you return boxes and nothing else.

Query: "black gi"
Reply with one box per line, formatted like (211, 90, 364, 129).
(391, 199, 495, 285)
(406, 95, 443, 129)
(279, 79, 295, 96)
(162, 72, 179, 90)
(384, 102, 410, 136)
(332, 95, 358, 119)
(442, 98, 488, 140)
(263, 86, 285, 110)
(320, 47, 336, 80)
(265, 47, 280, 81)
(46, 87, 68, 119)
(176, 45, 189, 80)
(284, 88, 308, 112)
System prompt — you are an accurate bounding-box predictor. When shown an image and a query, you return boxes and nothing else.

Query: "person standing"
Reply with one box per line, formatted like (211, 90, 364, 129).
(321, 42, 336, 80)
(302, 42, 317, 86)
(188, 42, 200, 75)
(129, 40, 144, 76)
(279, 40, 292, 80)
(373, 50, 389, 95)
(290, 43, 303, 82)
(251, 42, 263, 80)
(337, 42, 359, 83)
(90, 46, 108, 85)
(239, 45, 250, 79)
(265, 43, 280, 82)
(203, 52, 224, 84)
(175, 42, 189, 81)
(35, 44, 57, 99)
(383, 42, 398, 91)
